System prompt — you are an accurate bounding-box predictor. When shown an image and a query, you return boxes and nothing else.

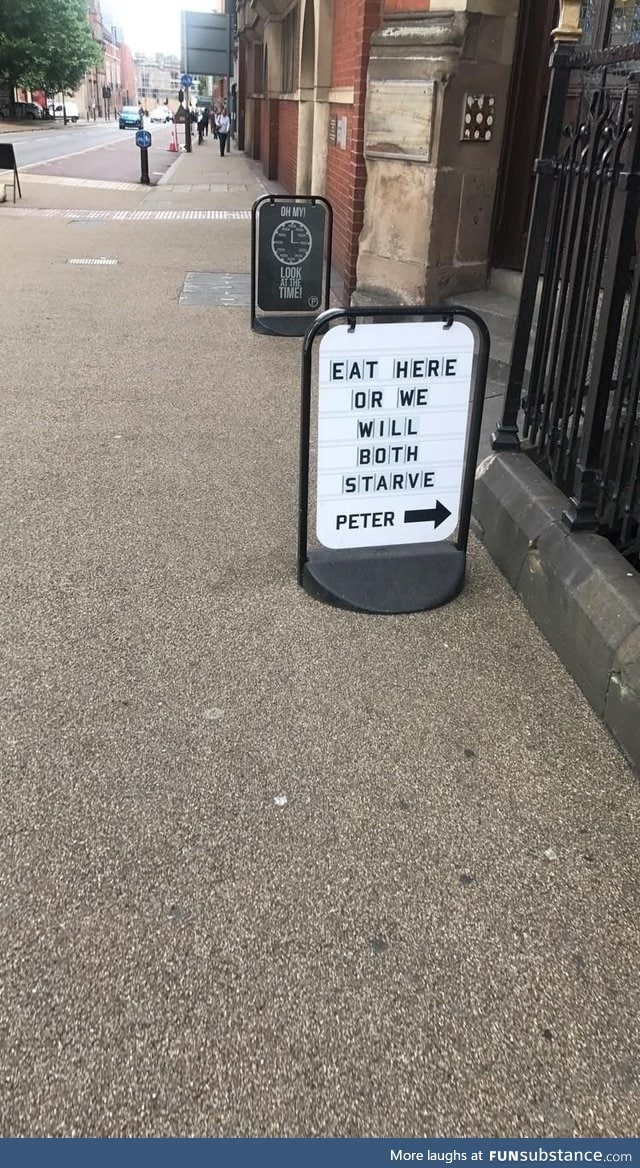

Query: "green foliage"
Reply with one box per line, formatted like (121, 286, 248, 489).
(0, 0, 48, 85)
(0, 0, 102, 94)
(39, 0, 103, 95)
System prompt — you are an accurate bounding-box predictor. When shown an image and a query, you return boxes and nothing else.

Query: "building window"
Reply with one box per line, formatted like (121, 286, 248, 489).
(281, 5, 299, 94)
(579, 0, 599, 43)
(579, 0, 640, 46)
(609, 0, 640, 43)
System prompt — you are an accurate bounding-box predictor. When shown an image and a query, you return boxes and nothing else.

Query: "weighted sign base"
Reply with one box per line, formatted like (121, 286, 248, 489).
(252, 315, 315, 338)
(302, 542, 466, 615)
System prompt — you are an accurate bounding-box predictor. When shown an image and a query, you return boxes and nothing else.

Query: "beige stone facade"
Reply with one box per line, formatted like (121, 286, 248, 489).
(237, 0, 560, 304)
(135, 54, 182, 110)
(355, 0, 521, 305)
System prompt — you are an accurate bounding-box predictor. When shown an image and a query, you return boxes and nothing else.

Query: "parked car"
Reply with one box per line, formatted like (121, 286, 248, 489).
(119, 105, 143, 130)
(3, 101, 43, 120)
(150, 106, 172, 123)
(47, 101, 79, 123)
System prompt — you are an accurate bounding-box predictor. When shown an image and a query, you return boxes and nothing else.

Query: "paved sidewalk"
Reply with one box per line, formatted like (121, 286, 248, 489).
(1, 145, 639, 1139)
(0, 118, 93, 135)
(2, 135, 278, 211)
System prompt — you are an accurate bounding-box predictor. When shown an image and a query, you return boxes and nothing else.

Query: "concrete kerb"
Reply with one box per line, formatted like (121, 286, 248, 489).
(473, 451, 640, 770)
(0, 119, 86, 135)
(157, 150, 186, 186)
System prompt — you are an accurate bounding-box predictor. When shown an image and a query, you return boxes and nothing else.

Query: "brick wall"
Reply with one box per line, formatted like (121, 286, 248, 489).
(237, 37, 246, 151)
(260, 97, 269, 171)
(278, 99, 298, 192)
(252, 97, 262, 160)
(383, 0, 429, 11)
(259, 98, 279, 179)
(325, 114, 353, 296)
(331, 0, 372, 90)
(325, 0, 383, 302)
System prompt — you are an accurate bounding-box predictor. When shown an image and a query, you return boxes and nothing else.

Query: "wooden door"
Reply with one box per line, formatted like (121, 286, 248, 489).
(491, 0, 558, 270)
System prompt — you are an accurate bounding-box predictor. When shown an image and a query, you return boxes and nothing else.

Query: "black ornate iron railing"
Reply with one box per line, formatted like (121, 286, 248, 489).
(493, 40, 640, 562)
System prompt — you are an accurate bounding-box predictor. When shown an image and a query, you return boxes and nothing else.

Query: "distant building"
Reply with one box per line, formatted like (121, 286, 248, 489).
(54, 1, 139, 120)
(118, 42, 136, 108)
(135, 53, 182, 110)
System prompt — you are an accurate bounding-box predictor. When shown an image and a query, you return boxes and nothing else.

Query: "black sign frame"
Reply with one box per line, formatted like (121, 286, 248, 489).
(251, 194, 332, 337)
(298, 305, 490, 614)
(0, 144, 22, 204)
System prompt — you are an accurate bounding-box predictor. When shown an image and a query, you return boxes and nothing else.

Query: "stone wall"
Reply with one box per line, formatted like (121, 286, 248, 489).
(355, 1, 520, 305)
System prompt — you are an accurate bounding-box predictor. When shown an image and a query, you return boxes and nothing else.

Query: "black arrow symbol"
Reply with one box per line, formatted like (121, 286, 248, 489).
(404, 501, 451, 528)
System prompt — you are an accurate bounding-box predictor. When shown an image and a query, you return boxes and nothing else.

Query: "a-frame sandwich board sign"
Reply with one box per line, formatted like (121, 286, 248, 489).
(298, 305, 490, 614)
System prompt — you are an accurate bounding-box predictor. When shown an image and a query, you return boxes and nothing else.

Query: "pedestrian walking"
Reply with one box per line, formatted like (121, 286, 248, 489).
(197, 108, 206, 145)
(216, 108, 230, 157)
(210, 107, 218, 138)
(202, 106, 210, 136)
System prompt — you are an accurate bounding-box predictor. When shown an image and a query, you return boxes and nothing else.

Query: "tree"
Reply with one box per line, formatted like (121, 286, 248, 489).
(0, 0, 101, 114)
(36, 0, 103, 120)
(194, 76, 212, 99)
(0, 0, 50, 110)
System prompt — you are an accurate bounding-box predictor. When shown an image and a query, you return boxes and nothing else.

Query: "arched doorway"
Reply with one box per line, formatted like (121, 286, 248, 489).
(491, 0, 557, 269)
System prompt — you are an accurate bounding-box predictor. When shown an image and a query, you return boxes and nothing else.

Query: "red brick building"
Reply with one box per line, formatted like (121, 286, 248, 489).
(236, 1, 612, 307)
(118, 42, 137, 109)
(237, 0, 387, 303)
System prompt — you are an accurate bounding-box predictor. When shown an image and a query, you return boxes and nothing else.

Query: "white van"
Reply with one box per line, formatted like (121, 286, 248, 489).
(48, 101, 79, 123)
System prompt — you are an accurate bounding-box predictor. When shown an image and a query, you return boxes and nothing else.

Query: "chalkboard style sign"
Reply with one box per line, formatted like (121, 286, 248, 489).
(251, 195, 332, 336)
(0, 143, 22, 203)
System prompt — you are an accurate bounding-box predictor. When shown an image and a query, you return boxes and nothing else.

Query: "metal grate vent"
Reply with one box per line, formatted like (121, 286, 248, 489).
(179, 272, 251, 307)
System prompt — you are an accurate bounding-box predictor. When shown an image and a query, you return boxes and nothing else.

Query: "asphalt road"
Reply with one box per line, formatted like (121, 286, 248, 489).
(0, 120, 177, 184)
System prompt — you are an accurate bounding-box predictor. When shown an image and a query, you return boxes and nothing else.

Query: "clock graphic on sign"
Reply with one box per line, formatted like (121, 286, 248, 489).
(271, 220, 313, 265)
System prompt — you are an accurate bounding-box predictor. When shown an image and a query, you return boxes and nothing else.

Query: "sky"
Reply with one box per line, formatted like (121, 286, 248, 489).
(104, 0, 223, 59)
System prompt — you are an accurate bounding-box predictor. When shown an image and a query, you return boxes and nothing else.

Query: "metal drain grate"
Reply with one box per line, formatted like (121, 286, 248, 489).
(67, 257, 119, 265)
(179, 272, 251, 307)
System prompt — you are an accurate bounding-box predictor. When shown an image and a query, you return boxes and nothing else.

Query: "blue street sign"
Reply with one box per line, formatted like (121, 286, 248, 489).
(180, 73, 193, 88)
(136, 129, 152, 149)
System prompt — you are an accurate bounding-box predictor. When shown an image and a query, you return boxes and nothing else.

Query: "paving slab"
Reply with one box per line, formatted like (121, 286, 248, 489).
(0, 177, 150, 212)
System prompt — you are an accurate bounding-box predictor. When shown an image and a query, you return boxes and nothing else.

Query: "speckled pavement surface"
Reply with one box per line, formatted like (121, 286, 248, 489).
(1, 149, 639, 1139)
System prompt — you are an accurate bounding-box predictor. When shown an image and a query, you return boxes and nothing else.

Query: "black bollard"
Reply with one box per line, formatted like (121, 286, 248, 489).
(140, 146, 150, 184)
